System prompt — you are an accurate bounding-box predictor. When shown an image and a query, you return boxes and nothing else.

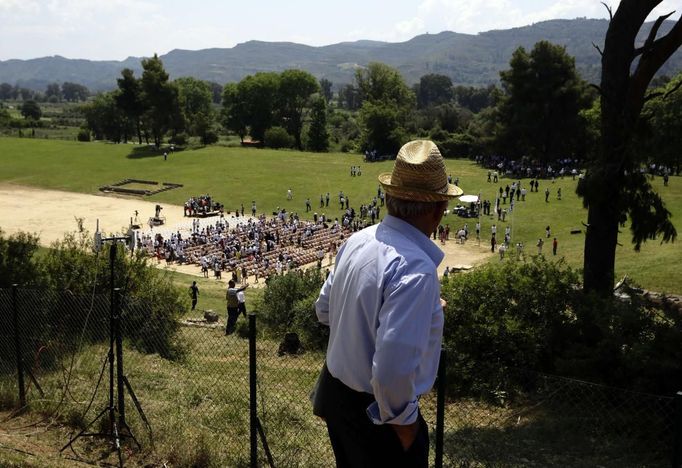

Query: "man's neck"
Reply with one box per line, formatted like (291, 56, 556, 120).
(391, 214, 434, 238)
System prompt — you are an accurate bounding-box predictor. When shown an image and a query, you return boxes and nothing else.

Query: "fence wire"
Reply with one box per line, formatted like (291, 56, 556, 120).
(0, 287, 678, 467)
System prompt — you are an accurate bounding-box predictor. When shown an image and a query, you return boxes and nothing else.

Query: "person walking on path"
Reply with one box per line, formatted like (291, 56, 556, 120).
(314, 140, 462, 467)
(226, 281, 248, 335)
(189, 281, 199, 311)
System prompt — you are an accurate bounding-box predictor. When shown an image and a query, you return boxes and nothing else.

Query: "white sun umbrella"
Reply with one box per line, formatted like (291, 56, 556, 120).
(459, 194, 479, 203)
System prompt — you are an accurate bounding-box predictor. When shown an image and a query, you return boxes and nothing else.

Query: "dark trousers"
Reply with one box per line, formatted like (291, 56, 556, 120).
(317, 365, 429, 468)
(226, 307, 240, 334)
(191, 298, 197, 310)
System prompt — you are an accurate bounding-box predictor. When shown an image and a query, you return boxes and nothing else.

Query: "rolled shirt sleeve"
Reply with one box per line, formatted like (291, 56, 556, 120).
(315, 269, 334, 326)
(368, 271, 441, 425)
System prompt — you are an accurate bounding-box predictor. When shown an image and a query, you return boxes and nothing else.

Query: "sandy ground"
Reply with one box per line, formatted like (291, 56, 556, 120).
(0, 183, 492, 279)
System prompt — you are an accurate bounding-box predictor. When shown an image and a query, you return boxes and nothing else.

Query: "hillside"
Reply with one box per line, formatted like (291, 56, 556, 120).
(1, 18, 681, 91)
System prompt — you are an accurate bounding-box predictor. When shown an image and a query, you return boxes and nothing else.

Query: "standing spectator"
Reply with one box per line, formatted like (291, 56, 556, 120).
(313, 140, 460, 467)
(251, 201, 256, 217)
(226, 281, 248, 335)
(189, 281, 199, 311)
(537, 238, 544, 254)
(238, 288, 247, 318)
(553, 237, 558, 256)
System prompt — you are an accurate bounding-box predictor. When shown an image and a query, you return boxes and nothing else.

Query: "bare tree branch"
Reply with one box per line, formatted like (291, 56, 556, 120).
(592, 42, 604, 57)
(644, 91, 665, 102)
(644, 11, 675, 50)
(634, 11, 674, 57)
(664, 78, 682, 98)
(589, 83, 604, 96)
(630, 15, 682, 111)
(647, 79, 682, 103)
(601, 1, 613, 21)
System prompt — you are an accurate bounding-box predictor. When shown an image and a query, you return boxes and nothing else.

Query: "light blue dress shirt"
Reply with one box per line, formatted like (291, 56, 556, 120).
(315, 215, 444, 426)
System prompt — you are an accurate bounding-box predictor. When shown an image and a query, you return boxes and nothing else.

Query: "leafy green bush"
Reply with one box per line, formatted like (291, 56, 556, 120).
(77, 128, 90, 142)
(1, 228, 186, 360)
(557, 289, 682, 395)
(438, 132, 478, 158)
(170, 132, 188, 146)
(201, 129, 219, 145)
(441, 256, 580, 398)
(264, 126, 294, 149)
(442, 256, 682, 398)
(0, 228, 44, 288)
(257, 269, 327, 350)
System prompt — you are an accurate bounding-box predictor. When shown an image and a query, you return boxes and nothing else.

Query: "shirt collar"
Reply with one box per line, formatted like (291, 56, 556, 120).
(381, 215, 445, 267)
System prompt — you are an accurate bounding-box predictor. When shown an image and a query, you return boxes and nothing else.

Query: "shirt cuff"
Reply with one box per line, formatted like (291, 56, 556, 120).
(366, 400, 419, 425)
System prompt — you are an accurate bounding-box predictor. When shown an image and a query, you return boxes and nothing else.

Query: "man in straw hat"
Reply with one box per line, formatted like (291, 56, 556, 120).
(315, 140, 462, 467)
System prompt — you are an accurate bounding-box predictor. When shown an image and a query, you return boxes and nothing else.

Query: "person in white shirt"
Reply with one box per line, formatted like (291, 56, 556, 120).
(314, 140, 462, 467)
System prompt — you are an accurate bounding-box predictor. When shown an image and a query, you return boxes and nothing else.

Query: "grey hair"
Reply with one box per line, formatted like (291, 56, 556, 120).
(385, 194, 447, 219)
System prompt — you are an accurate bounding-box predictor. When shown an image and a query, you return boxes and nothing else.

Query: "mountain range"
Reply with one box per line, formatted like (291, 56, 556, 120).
(1, 18, 681, 92)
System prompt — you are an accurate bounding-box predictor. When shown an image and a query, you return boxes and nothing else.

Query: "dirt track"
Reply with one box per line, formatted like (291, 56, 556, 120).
(0, 183, 492, 276)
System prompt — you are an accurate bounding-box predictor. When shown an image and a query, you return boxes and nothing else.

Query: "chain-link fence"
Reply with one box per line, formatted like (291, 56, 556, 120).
(1, 286, 680, 467)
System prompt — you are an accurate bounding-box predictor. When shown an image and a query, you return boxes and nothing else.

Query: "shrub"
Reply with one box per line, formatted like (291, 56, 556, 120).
(201, 129, 219, 145)
(0, 228, 44, 288)
(36, 229, 186, 359)
(441, 256, 682, 398)
(438, 132, 478, 158)
(257, 269, 327, 350)
(441, 256, 580, 397)
(264, 126, 294, 149)
(170, 133, 188, 146)
(77, 128, 90, 142)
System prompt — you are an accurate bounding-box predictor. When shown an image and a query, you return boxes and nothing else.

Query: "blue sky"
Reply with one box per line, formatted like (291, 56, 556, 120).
(0, 0, 679, 61)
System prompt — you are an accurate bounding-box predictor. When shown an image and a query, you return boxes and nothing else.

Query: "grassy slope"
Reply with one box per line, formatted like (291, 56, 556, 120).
(0, 137, 680, 293)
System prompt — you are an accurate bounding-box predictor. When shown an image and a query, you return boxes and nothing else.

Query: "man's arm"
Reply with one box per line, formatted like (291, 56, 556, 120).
(368, 272, 441, 441)
(314, 269, 334, 326)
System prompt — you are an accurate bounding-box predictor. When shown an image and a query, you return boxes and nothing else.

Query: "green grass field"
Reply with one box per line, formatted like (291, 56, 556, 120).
(0, 136, 680, 293)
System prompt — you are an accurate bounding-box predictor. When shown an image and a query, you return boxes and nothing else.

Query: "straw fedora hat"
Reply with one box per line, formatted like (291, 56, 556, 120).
(378, 140, 463, 202)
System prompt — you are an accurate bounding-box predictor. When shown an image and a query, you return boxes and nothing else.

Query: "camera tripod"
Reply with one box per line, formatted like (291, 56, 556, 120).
(61, 241, 149, 467)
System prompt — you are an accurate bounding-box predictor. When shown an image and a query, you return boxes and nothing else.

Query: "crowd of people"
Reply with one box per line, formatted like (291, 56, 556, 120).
(139, 187, 396, 282)
(139, 214, 348, 282)
(475, 154, 583, 180)
(183, 194, 224, 217)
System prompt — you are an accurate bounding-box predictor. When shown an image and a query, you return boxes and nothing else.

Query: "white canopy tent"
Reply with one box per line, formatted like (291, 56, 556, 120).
(459, 194, 479, 203)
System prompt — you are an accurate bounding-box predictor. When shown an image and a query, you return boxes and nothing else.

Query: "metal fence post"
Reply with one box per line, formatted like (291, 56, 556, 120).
(11, 284, 26, 408)
(249, 312, 257, 467)
(435, 348, 447, 468)
(673, 391, 682, 468)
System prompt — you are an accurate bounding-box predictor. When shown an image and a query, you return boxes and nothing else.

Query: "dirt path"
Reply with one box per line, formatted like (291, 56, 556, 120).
(0, 183, 492, 276)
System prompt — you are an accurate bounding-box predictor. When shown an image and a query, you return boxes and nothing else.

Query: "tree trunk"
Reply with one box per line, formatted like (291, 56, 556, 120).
(581, 0, 682, 295)
(136, 119, 142, 145)
(582, 172, 621, 293)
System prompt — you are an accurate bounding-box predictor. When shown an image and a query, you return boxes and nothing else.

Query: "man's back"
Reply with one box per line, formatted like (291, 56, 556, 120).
(316, 215, 443, 419)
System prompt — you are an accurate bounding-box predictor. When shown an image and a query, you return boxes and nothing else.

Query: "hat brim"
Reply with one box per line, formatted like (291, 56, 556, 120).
(378, 173, 463, 202)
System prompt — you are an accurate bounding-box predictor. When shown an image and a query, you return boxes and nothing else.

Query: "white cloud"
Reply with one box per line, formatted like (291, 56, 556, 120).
(395, 16, 425, 36)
